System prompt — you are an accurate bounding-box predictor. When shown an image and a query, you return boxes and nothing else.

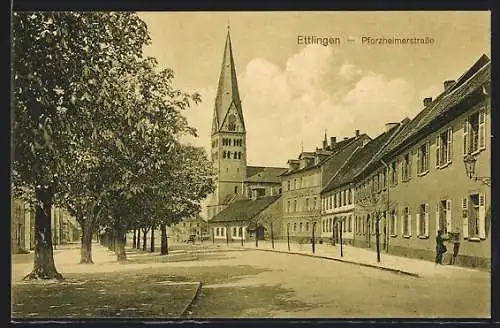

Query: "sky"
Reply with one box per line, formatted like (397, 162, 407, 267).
(138, 11, 490, 168)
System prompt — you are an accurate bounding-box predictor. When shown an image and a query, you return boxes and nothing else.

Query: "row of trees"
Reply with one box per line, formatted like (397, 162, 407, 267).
(12, 12, 214, 279)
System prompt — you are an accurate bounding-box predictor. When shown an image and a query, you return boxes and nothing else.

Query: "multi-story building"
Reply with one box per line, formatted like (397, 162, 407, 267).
(205, 29, 286, 220)
(280, 132, 371, 242)
(320, 122, 404, 245)
(11, 198, 81, 253)
(354, 54, 491, 269)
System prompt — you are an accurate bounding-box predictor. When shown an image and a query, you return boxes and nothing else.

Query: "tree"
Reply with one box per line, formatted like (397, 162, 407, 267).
(356, 188, 396, 263)
(12, 12, 150, 279)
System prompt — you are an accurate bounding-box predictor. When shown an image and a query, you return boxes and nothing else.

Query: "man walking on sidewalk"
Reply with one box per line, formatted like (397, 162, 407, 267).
(435, 230, 447, 265)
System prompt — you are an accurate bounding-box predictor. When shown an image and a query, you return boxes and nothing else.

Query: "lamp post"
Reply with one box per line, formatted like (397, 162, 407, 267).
(464, 154, 491, 186)
(312, 221, 317, 254)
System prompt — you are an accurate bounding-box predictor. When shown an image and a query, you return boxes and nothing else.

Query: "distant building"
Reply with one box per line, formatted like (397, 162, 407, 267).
(280, 132, 371, 242)
(170, 215, 209, 243)
(11, 198, 81, 254)
(205, 29, 287, 221)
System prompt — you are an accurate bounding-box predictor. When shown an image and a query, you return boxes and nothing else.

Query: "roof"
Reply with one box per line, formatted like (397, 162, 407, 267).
(246, 166, 287, 184)
(281, 135, 365, 176)
(321, 124, 402, 194)
(212, 30, 244, 132)
(381, 54, 490, 158)
(209, 195, 281, 223)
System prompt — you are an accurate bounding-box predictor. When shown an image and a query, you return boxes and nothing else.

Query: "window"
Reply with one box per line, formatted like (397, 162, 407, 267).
(463, 193, 486, 240)
(300, 222, 303, 232)
(390, 161, 398, 186)
(348, 215, 352, 232)
(390, 210, 396, 235)
(239, 227, 243, 237)
(233, 227, 237, 237)
(306, 198, 309, 211)
(216, 227, 220, 236)
(417, 141, 430, 175)
(293, 200, 297, 212)
(228, 114, 236, 131)
(437, 199, 452, 235)
(349, 189, 353, 204)
(334, 193, 337, 208)
(287, 180, 290, 191)
(313, 197, 317, 210)
(401, 153, 412, 182)
(343, 217, 347, 232)
(227, 151, 231, 159)
(287, 201, 290, 213)
(322, 220, 325, 233)
(342, 191, 346, 206)
(222, 151, 226, 159)
(294, 179, 297, 189)
(417, 203, 429, 237)
(436, 127, 453, 167)
(402, 207, 411, 236)
(464, 109, 486, 155)
(293, 223, 297, 232)
(305, 222, 309, 232)
(234, 186, 238, 194)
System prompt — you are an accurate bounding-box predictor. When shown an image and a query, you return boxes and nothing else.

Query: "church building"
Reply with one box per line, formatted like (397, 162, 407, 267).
(206, 29, 287, 221)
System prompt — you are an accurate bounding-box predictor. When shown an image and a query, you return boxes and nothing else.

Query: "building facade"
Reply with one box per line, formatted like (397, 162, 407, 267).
(209, 195, 282, 243)
(321, 123, 403, 246)
(280, 132, 370, 242)
(353, 55, 491, 269)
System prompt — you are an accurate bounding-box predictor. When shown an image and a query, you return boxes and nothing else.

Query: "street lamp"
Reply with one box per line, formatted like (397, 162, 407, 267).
(464, 154, 491, 186)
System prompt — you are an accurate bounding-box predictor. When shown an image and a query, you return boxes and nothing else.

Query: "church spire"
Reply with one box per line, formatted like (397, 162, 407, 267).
(212, 28, 245, 134)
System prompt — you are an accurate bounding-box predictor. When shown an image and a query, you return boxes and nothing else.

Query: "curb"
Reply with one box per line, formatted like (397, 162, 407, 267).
(180, 281, 203, 318)
(239, 247, 422, 278)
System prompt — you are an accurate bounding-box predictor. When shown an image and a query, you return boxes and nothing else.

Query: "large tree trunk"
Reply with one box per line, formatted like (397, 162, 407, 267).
(150, 226, 155, 253)
(142, 229, 148, 251)
(160, 223, 168, 255)
(80, 218, 94, 264)
(136, 229, 141, 249)
(132, 229, 137, 249)
(114, 226, 127, 262)
(23, 187, 63, 280)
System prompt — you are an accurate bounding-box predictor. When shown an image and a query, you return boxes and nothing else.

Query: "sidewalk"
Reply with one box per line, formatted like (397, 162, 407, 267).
(222, 240, 487, 278)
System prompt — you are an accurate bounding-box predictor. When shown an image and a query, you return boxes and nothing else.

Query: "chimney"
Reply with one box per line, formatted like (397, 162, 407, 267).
(355, 129, 360, 137)
(330, 137, 336, 147)
(385, 122, 399, 132)
(423, 97, 432, 107)
(444, 80, 455, 92)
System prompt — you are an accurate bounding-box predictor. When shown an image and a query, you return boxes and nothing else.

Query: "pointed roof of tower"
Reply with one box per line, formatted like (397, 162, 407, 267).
(213, 29, 245, 132)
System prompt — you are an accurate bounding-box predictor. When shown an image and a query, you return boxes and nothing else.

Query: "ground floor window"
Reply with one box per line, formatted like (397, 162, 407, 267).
(305, 222, 309, 232)
(402, 207, 410, 236)
(463, 192, 486, 240)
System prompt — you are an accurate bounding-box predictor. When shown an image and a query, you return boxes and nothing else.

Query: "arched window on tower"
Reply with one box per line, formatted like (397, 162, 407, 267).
(228, 114, 236, 131)
(222, 151, 226, 159)
(234, 152, 238, 159)
(238, 152, 241, 159)
(227, 151, 231, 159)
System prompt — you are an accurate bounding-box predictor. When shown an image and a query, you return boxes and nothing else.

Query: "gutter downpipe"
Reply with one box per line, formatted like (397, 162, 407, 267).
(380, 159, 390, 253)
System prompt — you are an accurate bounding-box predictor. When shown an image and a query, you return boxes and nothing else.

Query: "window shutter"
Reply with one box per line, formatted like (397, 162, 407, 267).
(408, 208, 412, 236)
(436, 202, 440, 235)
(417, 147, 421, 174)
(479, 109, 486, 150)
(479, 193, 486, 239)
(463, 118, 469, 155)
(408, 153, 412, 179)
(436, 135, 441, 168)
(447, 127, 453, 164)
(446, 199, 452, 234)
(400, 208, 404, 236)
(416, 213, 420, 237)
(424, 204, 430, 237)
(462, 197, 469, 239)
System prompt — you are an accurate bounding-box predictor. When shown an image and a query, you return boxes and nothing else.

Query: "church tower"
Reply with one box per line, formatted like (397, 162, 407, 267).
(206, 28, 247, 220)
